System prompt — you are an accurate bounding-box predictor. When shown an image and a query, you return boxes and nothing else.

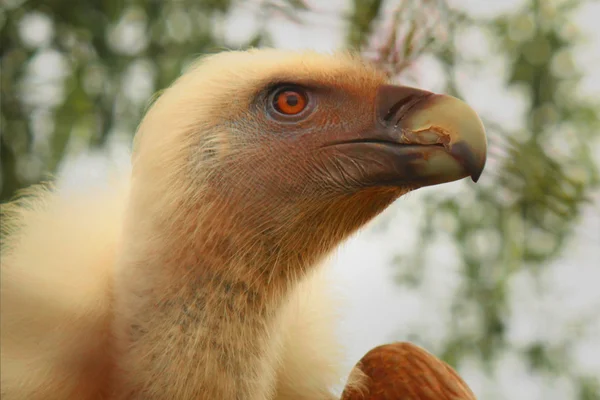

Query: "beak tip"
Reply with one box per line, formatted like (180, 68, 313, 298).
(468, 158, 486, 183)
(448, 141, 486, 184)
(467, 159, 485, 183)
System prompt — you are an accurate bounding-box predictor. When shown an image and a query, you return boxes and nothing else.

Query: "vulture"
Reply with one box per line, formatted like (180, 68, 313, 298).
(0, 48, 487, 400)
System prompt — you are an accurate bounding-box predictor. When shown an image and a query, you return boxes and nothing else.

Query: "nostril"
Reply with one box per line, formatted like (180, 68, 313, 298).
(376, 85, 434, 126)
(383, 94, 421, 123)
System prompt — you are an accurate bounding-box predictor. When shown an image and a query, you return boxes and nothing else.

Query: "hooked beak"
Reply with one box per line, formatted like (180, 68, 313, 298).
(326, 85, 487, 188)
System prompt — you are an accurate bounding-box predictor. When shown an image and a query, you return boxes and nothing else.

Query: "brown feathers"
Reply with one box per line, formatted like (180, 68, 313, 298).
(341, 342, 476, 400)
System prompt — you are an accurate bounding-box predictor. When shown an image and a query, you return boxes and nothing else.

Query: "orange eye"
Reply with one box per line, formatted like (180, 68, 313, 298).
(273, 89, 308, 115)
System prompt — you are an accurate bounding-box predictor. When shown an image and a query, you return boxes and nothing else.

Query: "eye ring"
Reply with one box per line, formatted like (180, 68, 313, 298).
(270, 86, 310, 117)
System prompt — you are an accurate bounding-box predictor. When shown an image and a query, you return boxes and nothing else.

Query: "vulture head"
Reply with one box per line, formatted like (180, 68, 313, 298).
(126, 48, 486, 279)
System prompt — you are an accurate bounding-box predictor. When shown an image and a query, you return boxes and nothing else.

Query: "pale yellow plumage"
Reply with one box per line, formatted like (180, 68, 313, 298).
(0, 180, 351, 399)
(1, 182, 125, 399)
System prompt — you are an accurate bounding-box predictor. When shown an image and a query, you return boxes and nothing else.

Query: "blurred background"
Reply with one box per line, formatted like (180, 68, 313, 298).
(1, 0, 599, 398)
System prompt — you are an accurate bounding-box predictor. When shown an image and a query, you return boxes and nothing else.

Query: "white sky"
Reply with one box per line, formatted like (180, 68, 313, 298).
(52, 0, 600, 398)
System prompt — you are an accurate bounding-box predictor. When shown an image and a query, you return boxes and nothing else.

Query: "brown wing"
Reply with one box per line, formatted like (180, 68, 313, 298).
(340, 342, 476, 400)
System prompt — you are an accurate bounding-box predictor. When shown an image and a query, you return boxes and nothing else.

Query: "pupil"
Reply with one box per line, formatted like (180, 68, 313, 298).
(286, 95, 299, 107)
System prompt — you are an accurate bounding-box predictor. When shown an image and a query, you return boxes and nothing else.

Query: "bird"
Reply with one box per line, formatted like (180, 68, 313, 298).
(0, 48, 487, 400)
(340, 342, 477, 400)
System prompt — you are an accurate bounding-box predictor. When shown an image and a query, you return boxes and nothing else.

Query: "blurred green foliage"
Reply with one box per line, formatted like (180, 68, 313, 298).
(0, 0, 304, 201)
(351, 0, 599, 398)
